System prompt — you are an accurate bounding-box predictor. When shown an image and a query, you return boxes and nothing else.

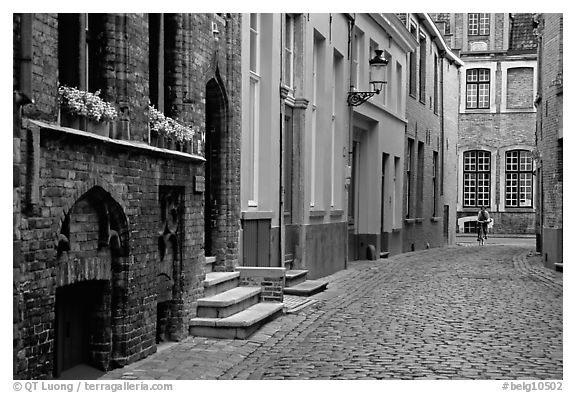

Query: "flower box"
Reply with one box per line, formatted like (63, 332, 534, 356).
(58, 85, 118, 136)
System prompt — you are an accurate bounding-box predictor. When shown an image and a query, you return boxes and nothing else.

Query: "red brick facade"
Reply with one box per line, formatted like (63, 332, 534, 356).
(399, 14, 462, 252)
(13, 13, 241, 379)
(534, 13, 563, 268)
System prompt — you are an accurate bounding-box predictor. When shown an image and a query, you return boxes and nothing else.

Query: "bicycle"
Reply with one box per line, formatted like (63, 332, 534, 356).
(476, 220, 488, 246)
(476, 219, 492, 246)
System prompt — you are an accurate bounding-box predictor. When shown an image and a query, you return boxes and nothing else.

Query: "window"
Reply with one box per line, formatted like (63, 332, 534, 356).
(332, 51, 343, 208)
(311, 33, 324, 207)
(396, 61, 403, 113)
(505, 150, 533, 207)
(284, 14, 295, 88)
(416, 141, 424, 217)
(432, 151, 438, 216)
(409, 25, 417, 97)
(419, 35, 427, 103)
(468, 13, 489, 36)
(463, 150, 491, 207)
(58, 13, 104, 93)
(433, 54, 439, 114)
(248, 13, 261, 206)
(406, 138, 414, 217)
(250, 13, 260, 74)
(466, 68, 490, 109)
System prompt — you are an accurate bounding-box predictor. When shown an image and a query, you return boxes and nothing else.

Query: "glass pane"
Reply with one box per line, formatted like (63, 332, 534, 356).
(250, 30, 258, 72)
(519, 151, 532, 171)
(467, 84, 477, 108)
(506, 151, 518, 171)
(479, 14, 490, 35)
(477, 151, 490, 171)
(250, 13, 258, 30)
(519, 173, 532, 206)
(506, 173, 518, 207)
(464, 151, 476, 172)
(478, 69, 490, 82)
(467, 69, 478, 82)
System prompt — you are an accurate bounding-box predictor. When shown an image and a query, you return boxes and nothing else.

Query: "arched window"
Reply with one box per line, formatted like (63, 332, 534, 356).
(463, 150, 491, 207)
(505, 150, 533, 207)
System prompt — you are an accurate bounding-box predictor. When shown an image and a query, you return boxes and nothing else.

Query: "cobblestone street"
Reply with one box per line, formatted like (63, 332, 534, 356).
(100, 244, 562, 380)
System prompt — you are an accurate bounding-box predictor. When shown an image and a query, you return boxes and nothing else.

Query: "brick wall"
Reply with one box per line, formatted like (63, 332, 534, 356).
(507, 67, 534, 109)
(534, 13, 563, 265)
(403, 16, 459, 252)
(13, 13, 242, 379)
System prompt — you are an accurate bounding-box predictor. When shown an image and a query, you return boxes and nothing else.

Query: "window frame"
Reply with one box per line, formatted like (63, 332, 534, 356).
(505, 150, 533, 208)
(466, 68, 490, 109)
(468, 13, 490, 36)
(463, 150, 491, 208)
(284, 14, 295, 89)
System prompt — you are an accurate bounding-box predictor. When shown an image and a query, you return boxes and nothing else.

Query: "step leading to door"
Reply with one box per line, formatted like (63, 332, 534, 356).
(283, 279, 328, 297)
(285, 270, 308, 287)
(205, 256, 216, 273)
(190, 302, 284, 339)
(196, 286, 262, 319)
(203, 272, 240, 297)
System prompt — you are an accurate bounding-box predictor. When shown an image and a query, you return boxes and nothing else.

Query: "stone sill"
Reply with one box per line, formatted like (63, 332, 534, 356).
(241, 210, 275, 220)
(31, 120, 205, 162)
(392, 227, 402, 233)
(404, 218, 416, 225)
(309, 210, 327, 218)
(330, 209, 344, 217)
(235, 266, 286, 279)
(415, 217, 424, 223)
(430, 216, 442, 222)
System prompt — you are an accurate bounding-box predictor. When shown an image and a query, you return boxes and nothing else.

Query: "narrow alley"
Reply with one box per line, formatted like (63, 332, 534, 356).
(100, 244, 562, 380)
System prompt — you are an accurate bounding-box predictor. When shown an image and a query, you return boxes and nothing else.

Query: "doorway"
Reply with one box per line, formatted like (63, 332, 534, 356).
(54, 280, 108, 378)
(205, 77, 227, 257)
(348, 140, 360, 260)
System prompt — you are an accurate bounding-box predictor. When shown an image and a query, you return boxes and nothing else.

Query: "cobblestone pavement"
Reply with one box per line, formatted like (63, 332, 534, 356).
(100, 245, 562, 380)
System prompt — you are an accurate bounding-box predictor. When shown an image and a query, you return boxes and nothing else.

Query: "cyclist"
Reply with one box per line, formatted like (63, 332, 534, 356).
(477, 206, 491, 243)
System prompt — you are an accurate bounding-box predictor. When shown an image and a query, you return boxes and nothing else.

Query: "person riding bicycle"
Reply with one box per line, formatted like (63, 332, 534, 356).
(477, 206, 491, 241)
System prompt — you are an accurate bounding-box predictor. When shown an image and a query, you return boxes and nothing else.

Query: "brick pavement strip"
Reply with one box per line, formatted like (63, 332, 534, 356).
(99, 244, 562, 380)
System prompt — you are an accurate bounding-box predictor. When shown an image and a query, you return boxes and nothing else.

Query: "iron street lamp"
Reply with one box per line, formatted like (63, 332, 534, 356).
(347, 49, 389, 106)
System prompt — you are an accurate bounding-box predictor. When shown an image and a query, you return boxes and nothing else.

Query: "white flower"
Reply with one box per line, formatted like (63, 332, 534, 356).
(149, 105, 195, 143)
(58, 85, 118, 122)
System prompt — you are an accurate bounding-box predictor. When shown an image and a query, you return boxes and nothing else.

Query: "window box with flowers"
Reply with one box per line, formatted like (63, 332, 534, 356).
(58, 85, 119, 138)
(149, 105, 199, 154)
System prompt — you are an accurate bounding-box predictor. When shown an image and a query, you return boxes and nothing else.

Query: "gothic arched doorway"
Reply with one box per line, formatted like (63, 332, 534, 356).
(204, 76, 228, 259)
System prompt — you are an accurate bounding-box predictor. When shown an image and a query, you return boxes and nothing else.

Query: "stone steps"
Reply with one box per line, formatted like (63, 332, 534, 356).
(284, 269, 328, 297)
(196, 286, 262, 319)
(191, 268, 284, 340)
(203, 272, 240, 297)
(285, 269, 308, 287)
(205, 256, 216, 273)
(283, 279, 328, 297)
(190, 302, 284, 339)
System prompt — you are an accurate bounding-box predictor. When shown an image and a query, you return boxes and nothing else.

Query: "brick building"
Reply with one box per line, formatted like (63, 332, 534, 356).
(533, 13, 563, 269)
(13, 13, 242, 379)
(396, 13, 462, 252)
(431, 13, 538, 235)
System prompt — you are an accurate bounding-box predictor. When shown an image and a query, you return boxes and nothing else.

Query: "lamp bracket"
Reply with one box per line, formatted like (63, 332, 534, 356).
(347, 91, 378, 106)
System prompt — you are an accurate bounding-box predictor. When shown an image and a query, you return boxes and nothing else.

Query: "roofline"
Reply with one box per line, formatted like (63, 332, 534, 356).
(368, 13, 419, 53)
(417, 13, 464, 67)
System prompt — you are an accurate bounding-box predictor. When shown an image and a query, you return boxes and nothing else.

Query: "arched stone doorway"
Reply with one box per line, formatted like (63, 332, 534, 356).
(53, 186, 129, 378)
(204, 75, 228, 261)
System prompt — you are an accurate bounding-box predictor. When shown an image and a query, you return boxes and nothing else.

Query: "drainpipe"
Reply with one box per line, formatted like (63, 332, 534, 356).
(279, 15, 284, 269)
(345, 13, 356, 269)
